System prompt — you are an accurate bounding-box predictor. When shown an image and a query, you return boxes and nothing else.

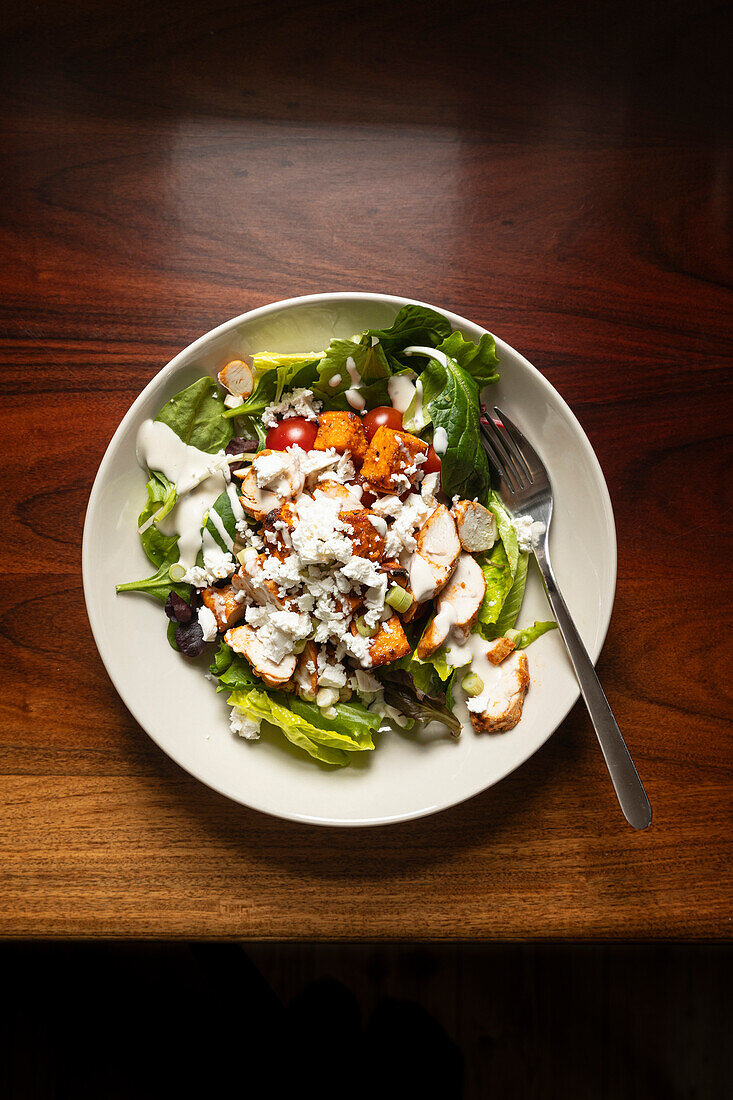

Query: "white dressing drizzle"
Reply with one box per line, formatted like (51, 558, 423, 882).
(344, 355, 365, 410)
(387, 373, 417, 413)
(135, 419, 228, 570)
(433, 426, 448, 454)
(226, 481, 246, 523)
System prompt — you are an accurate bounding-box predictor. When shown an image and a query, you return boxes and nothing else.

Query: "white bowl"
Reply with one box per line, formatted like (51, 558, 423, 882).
(83, 292, 616, 826)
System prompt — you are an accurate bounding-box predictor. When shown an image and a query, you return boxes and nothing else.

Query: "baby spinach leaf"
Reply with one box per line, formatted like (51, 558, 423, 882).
(417, 351, 491, 499)
(204, 489, 238, 551)
(156, 377, 232, 453)
(312, 336, 391, 400)
(436, 331, 500, 387)
(138, 472, 178, 568)
(115, 559, 190, 604)
(365, 305, 452, 355)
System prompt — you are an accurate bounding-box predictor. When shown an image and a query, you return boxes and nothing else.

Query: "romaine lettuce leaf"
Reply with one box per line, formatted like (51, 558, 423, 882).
(227, 688, 380, 766)
(485, 491, 519, 576)
(509, 620, 558, 649)
(493, 551, 528, 634)
(155, 376, 232, 453)
(475, 540, 515, 630)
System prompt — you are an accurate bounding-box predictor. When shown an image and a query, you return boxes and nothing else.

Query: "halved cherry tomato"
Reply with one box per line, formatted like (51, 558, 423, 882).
(265, 416, 318, 451)
(422, 446, 441, 475)
(362, 406, 403, 441)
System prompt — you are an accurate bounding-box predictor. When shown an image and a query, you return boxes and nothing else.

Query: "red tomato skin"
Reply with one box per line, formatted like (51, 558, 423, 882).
(362, 406, 403, 441)
(422, 447, 442, 475)
(265, 417, 319, 451)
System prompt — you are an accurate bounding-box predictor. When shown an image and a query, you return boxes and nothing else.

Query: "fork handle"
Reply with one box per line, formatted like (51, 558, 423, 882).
(533, 544, 652, 830)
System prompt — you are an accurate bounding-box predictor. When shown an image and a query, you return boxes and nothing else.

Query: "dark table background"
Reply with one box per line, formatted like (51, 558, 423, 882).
(1, 0, 731, 942)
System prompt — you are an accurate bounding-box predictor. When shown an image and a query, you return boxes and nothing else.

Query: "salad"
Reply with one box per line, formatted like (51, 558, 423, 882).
(117, 305, 555, 766)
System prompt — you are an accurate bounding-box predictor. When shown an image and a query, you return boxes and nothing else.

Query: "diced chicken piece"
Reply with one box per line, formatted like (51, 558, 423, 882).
(360, 427, 429, 494)
(313, 411, 368, 463)
(237, 467, 280, 520)
(201, 584, 246, 631)
(336, 592, 363, 618)
(261, 502, 298, 558)
(340, 508, 387, 562)
(452, 500, 497, 553)
(352, 612, 411, 668)
(292, 641, 319, 701)
(251, 448, 304, 499)
(409, 504, 461, 602)
(312, 480, 363, 509)
(217, 358, 255, 398)
(225, 624, 297, 688)
(416, 553, 486, 658)
(486, 636, 516, 665)
(469, 651, 529, 734)
(232, 556, 295, 610)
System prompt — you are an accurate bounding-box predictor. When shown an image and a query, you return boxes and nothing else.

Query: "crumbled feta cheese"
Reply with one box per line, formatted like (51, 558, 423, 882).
(341, 556, 382, 587)
(253, 450, 293, 488)
(290, 494, 353, 565)
(317, 661, 348, 689)
(513, 514, 545, 552)
(229, 706, 260, 740)
(197, 605, 219, 642)
(262, 388, 322, 428)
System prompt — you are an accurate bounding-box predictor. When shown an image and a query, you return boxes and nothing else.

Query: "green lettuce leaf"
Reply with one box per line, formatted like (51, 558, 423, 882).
(365, 305, 452, 355)
(493, 551, 529, 634)
(436, 331, 500, 387)
(312, 336, 391, 401)
(155, 376, 232, 453)
(415, 350, 491, 498)
(203, 489, 238, 552)
(485, 491, 519, 576)
(509, 620, 558, 649)
(476, 541, 515, 630)
(115, 473, 190, 603)
(227, 688, 380, 766)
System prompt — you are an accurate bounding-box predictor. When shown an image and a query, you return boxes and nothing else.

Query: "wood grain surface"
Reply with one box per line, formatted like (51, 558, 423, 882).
(1, 0, 731, 939)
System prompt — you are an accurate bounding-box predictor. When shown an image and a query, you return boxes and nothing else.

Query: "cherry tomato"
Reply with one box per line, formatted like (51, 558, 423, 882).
(265, 416, 318, 452)
(422, 446, 442, 475)
(362, 405, 403, 441)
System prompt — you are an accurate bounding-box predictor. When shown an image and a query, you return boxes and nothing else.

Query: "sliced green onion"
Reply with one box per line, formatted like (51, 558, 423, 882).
(355, 615, 379, 638)
(461, 672, 484, 697)
(504, 629, 521, 643)
(236, 549, 251, 567)
(168, 563, 186, 583)
(292, 638, 307, 655)
(385, 585, 414, 614)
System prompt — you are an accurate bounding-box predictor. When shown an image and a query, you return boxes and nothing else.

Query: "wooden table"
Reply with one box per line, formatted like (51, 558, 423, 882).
(1, 0, 730, 940)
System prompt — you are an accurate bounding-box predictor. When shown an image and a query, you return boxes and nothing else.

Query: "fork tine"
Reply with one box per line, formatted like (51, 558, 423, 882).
(478, 425, 519, 494)
(493, 407, 546, 480)
(480, 414, 527, 490)
(492, 416, 534, 484)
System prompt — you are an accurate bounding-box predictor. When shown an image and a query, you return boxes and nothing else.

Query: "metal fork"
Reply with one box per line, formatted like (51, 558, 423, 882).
(480, 406, 652, 830)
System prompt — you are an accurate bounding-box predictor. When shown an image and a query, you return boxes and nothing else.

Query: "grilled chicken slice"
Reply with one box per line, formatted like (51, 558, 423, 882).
(292, 641, 319, 701)
(218, 358, 255, 397)
(452, 500, 497, 553)
(312, 480, 363, 508)
(468, 650, 529, 734)
(201, 584, 246, 631)
(225, 624, 297, 688)
(409, 504, 460, 602)
(237, 468, 280, 520)
(416, 553, 486, 658)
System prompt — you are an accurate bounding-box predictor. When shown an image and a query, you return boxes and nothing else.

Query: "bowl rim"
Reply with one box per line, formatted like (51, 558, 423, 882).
(83, 290, 617, 826)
